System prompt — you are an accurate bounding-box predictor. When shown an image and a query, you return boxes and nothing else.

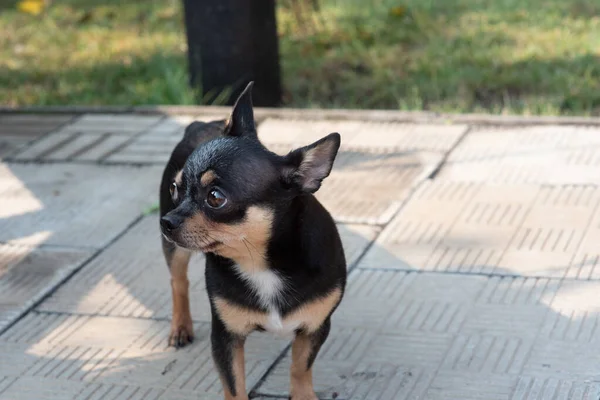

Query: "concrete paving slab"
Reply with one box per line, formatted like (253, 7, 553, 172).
(0, 243, 91, 333)
(105, 115, 226, 164)
(358, 180, 504, 271)
(106, 117, 464, 164)
(510, 376, 600, 400)
(56, 114, 163, 136)
(0, 376, 89, 400)
(0, 114, 74, 159)
(423, 371, 517, 400)
(438, 125, 600, 184)
(316, 150, 440, 224)
(12, 114, 162, 162)
(447, 125, 600, 162)
(538, 279, 600, 342)
(0, 162, 161, 248)
(257, 118, 466, 153)
(38, 215, 379, 319)
(0, 312, 287, 400)
(360, 181, 600, 278)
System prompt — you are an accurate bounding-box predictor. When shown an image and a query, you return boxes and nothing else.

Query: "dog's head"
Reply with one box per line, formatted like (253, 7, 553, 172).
(160, 82, 340, 265)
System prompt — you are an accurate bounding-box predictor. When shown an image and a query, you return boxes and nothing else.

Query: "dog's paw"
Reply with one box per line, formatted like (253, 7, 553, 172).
(168, 324, 194, 348)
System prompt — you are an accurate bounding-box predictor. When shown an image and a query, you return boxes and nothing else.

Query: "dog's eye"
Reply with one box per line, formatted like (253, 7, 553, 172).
(170, 182, 178, 201)
(206, 189, 227, 209)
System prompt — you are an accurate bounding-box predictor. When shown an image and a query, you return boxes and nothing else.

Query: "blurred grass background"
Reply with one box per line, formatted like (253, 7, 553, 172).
(1, 0, 600, 115)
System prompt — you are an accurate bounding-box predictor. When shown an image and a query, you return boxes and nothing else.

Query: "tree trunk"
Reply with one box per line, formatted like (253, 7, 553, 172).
(182, 0, 282, 107)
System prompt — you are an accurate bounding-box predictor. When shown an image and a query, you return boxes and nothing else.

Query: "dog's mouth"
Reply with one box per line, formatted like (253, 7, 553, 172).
(162, 230, 222, 253)
(161, 232, 175, 244)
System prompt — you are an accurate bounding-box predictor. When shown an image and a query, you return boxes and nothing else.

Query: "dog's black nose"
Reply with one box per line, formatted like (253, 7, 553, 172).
(161, 214, 182, 232)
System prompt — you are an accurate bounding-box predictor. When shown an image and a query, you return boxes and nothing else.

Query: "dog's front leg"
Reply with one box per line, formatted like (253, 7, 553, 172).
(212, 317, 249, 400)
(162, 239, 194, 348)
(290, 317, 331, 400)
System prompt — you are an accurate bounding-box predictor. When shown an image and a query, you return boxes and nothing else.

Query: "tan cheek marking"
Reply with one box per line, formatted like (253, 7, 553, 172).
(200, 169, 217, 187)
(284, 287, 342, 333)
(213, 206, 274, 271)
(180, 206, 274, 269)
(214, 297, 268, 336)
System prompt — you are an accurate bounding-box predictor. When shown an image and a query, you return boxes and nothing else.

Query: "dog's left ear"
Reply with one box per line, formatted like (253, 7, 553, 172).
(224, 81, 257, 138)
(283, 133, 341, 193)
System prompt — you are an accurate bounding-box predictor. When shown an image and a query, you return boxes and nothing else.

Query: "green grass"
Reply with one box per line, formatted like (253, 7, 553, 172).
(0, 0, 196, 106)
(2, 0, 600, 114)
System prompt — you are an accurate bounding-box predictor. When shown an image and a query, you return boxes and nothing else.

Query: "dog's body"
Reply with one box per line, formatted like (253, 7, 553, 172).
(159, 83, 346, 400)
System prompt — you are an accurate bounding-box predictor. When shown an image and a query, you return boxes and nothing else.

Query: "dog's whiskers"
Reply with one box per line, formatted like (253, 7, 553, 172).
(241, 238, 255, 266)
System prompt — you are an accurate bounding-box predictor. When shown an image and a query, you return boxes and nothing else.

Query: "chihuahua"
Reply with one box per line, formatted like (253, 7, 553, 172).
(159, 82, 346, 400)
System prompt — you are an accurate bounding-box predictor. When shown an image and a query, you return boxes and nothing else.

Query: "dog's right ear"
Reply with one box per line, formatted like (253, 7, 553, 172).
(224, 81, 257, 138)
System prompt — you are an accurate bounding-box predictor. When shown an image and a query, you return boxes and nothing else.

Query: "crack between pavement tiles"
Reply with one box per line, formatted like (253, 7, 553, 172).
(426, 125, 472, 180)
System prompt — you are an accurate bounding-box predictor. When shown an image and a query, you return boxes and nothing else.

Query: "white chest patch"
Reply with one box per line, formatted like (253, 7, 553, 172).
(234, 267, 283, 308)
(234, 266, 298, 336)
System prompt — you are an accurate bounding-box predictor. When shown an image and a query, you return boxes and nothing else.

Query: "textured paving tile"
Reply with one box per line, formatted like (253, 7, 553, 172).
(0, 376, 89, 400)
(13, 114, 162, 162)
(564, 202, 600, 280)
(0, 313, 286, 399)
(105, 115, 226, 164)
(358, 181, 510, 272)
(0, 114, 74, 159)
(254, 270, 566, 399)
(0, 243, 91, 333)
(538, 280, 600, 343)
(0, 376, 226, 400)
(496, 186, 600, 278)
(107, 117, 464, 164)
(0, 162, 161, 248)
(257, 119, 466, 153)
(511, 376, 600, 400)
(424, 371, 518, 400)
(437, 125, 600, 184)
(38, 215, 379, 319)
(359, 181, 600, 278)
(316, 150, 440, 224)
(524, 339, 600, 379)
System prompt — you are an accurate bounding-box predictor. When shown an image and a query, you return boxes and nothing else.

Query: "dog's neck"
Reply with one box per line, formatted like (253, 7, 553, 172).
(211, 197, 314, 274)
(217, 242, 269, 274)
(212, 206, 274, 273)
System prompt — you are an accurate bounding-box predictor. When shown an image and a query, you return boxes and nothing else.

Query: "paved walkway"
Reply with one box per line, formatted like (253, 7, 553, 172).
(1, 110, 600, 399)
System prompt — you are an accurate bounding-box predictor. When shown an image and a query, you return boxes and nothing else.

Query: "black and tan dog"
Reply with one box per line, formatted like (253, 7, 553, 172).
(159, 82, 346, 400)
